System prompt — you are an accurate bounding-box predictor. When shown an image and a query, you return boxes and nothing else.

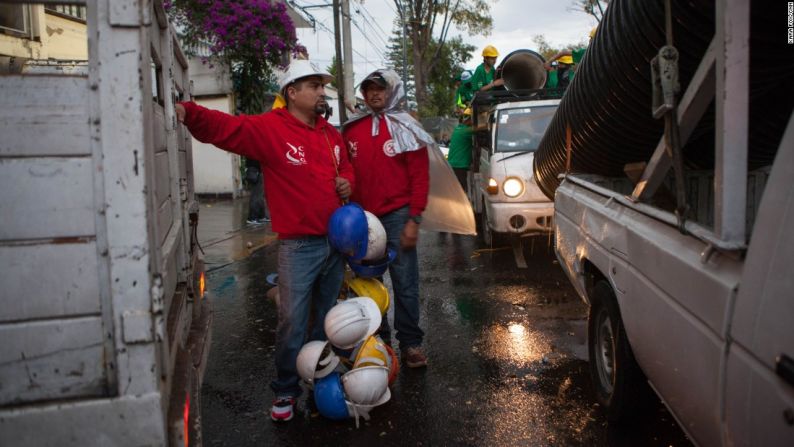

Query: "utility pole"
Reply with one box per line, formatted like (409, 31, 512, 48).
(397, 0, 408, 89)
(332, 0, 347, 122)
(341, 0, 355, 114)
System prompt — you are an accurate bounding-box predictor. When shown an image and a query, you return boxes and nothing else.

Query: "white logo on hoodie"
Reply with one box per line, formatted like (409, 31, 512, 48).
(285, 142, 307, 166)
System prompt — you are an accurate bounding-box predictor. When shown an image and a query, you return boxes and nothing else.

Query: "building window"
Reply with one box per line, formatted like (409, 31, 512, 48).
(45, 4, 87, 22)
(0, 4, 29, 35)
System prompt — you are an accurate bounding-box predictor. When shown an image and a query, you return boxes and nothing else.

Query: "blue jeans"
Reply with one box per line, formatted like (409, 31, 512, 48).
(271, 236, 344, 398)
(379, 206, 424, 348)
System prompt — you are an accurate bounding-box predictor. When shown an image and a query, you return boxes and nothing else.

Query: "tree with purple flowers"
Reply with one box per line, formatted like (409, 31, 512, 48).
(167, 0, 306, 114)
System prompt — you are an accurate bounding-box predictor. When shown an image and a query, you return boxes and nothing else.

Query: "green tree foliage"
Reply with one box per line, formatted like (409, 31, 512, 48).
(167, 0, 305, 114)
(387, 22, 475, 117)
(532, 34, 585, 61)
(395, 0, 493, 113)
(327, 56, 341, 90)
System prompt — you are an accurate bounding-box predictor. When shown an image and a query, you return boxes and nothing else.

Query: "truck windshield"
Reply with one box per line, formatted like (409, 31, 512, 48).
(494, 105, 558, 153)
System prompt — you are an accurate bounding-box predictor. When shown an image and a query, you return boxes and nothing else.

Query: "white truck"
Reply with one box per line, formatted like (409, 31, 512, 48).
(546, 0, 794, 445)
(471, 96, 559, 248)
(0, 1, 210, 445)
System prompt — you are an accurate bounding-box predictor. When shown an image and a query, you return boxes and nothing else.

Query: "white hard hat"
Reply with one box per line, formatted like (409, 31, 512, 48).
(362, 211, 387, 261)
(279, 59, 334, 93)
(342, 365, 389, 405)
(296, 340, 340, 383)
(324, 297, 382, 349)
(345, 387, 391, 427)
(460, 70, 473, 82)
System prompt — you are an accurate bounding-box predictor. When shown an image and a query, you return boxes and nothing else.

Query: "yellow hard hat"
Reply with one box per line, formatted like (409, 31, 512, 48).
(482, 45, 499, 58)
(346, 277, 390, 315)
(463, 107, 473, 116)
(590, 27, 597, 39)
(558, 55, 574, 65)
(272, 93, 286, 110)
(352, 335, 390, 368)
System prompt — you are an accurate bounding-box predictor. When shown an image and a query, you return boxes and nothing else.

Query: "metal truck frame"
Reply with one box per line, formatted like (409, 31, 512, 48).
(0, 1, 211, 445)
(552, 1, 793, 445)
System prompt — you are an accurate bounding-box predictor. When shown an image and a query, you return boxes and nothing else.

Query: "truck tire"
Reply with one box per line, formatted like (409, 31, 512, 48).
(587, 280, 653, 422)
(481, 201, 494, 246)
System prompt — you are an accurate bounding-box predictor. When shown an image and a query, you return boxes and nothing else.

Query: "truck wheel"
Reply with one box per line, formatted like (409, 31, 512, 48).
(588, 280, 652, 422)
(480, 201, 494, 246)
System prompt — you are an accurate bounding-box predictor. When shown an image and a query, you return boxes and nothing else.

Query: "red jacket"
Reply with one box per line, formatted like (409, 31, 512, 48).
(342, 115, 429, 218)
(181, 102, 355, 239)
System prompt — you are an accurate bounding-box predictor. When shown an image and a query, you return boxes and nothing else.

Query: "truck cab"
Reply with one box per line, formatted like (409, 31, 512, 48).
(470, 95, 559, 248)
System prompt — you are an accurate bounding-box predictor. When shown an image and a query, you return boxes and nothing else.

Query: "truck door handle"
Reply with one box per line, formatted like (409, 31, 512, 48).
(776, 354, 794, 388)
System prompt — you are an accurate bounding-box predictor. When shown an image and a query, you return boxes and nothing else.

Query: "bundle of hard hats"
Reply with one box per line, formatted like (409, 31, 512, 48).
(296, 294, 398, 426)
(328, 203, 396, 277)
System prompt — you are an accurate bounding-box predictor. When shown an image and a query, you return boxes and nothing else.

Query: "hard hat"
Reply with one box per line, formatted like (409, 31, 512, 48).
(324, 297, 382, 349)
(482, 45, 499, 58)
(342, 365, 390, 405)
(346, 277, 390, 315)
(558, 55, 574, 65)
(590, 27, 597, 39)
(345, 387, 391, 425)
(462, 107, 473, 117)
(460, 70, 473, 82)
(348, 248, 397, 278)
(314, 372, 350, 420)
(328, 203, 368, 260)
(384, 344, 400, 385)
(279, 59, 334, 93)
(351, 335, 390, 368)
(296, 340, 340, 383)
(272, 93, 286, 110)
(362, 211, 387, 261)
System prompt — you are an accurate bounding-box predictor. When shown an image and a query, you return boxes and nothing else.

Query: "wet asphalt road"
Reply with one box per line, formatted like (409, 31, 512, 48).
(200, 230, 692, 446)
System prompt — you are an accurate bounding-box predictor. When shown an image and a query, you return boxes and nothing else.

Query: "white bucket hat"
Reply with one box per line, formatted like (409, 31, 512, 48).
(279, 59, 334, 93)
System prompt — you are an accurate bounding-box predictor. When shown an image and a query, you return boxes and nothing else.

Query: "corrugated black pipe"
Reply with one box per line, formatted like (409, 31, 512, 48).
(534, 0, 794, 200)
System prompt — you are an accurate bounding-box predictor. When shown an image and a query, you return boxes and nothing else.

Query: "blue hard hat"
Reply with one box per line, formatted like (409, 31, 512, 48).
(314, 372, 350, 420)
(348, 248, 397, 278)
(328, 203, 369, 260)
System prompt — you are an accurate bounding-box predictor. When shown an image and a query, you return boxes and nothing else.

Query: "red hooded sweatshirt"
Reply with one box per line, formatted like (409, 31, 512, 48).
(342, 115, 429, 218)
(181, 102, 355, 239)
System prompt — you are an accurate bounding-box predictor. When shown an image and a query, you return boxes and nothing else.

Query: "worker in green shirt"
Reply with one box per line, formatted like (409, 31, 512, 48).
(471, 45, 505, 92)
(454, 70, 475, 114)
(447, 108, 474, 191)
(544, 27, 597, 84)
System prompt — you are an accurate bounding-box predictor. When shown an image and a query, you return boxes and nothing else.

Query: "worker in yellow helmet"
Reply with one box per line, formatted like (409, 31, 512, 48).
(470, 45, 505, 93)
(544, 26, 598, 88)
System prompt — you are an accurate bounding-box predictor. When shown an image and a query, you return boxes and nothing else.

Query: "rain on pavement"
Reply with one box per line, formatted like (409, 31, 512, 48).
(198, 198, 691, 446)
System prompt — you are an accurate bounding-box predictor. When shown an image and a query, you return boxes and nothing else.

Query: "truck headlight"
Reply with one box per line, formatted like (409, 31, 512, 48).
(503, 177, 524, 198)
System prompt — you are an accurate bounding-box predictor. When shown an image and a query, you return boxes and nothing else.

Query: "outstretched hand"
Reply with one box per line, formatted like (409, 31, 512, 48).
(175, 103, 185, 123)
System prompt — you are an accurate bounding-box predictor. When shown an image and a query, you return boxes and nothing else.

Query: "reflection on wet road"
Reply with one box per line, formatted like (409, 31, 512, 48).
(201, 231, 691, 446)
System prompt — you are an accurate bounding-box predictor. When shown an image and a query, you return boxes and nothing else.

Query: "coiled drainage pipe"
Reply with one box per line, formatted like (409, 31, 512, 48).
(533, 0, 793, 199)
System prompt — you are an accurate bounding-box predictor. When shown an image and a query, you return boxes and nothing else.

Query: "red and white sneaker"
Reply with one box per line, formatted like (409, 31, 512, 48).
(270, 396, 295, 422)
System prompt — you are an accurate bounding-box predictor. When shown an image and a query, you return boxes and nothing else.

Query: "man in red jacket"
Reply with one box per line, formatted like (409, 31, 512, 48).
(176, 60, 354, 422)
(342, 69, 431, 368)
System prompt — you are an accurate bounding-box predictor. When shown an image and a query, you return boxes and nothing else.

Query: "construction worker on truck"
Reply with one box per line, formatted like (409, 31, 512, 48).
(544, 27, 598, 83)
(471, 45, 505, 92)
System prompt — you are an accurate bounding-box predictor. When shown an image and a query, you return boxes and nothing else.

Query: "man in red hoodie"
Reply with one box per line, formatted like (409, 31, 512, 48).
(176, 60, 354, 422)
(342, 69, 431, 368)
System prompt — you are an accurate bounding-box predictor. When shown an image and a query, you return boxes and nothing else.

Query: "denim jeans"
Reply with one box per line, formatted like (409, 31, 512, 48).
(271, 236, 344, 398)
(379, 206, 424, 348)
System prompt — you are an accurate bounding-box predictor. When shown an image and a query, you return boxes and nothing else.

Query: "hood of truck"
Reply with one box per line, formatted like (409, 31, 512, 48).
(488, 151, 550, 202)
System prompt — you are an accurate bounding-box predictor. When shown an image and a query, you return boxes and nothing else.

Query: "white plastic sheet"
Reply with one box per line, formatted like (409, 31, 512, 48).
(422, 144, 477, 235)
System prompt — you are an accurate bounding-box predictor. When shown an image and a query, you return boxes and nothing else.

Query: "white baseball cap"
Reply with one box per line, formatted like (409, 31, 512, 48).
(279, 59, 334, 92)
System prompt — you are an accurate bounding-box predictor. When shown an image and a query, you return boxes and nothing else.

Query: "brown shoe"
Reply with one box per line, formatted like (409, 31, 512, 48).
(402, 346, 428, 368)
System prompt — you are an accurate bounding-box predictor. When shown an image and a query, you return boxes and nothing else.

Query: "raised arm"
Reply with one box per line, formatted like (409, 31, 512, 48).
(177, 101, 259, 159)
